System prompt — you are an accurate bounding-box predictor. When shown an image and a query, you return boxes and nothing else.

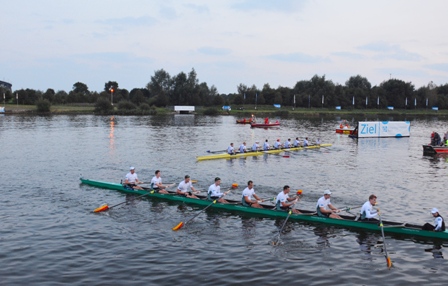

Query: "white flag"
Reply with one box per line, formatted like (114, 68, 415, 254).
(405, 97, 408, 106)
(294, 94, 296, 104)
(426, 98, 428, 106)
(16, 93, 18, 100)
(377, 96, 379, 105)
(352, 96, 355, 106)
(414, 98, 417, 107)
(322, 95, 324, 105)
(366, 96, 368, 106)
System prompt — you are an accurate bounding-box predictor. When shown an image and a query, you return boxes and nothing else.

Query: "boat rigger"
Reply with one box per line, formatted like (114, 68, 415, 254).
(81, 178, 448, 241)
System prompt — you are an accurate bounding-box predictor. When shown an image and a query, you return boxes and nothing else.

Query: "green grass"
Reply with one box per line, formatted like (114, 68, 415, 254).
(1, 103, 447, 116)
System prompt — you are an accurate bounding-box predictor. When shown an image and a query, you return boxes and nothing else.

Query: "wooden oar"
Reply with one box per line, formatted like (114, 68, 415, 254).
(172, 189, 231, 231)
(378, 213, 393, 269)
(93, 191, 154, 213)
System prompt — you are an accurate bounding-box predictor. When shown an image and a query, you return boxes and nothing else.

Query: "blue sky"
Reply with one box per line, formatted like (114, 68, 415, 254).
(1, 0, 447, 94)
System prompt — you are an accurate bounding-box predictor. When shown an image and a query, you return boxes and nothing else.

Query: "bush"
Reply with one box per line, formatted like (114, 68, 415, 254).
(273, 110, 289, 117)
(36, 99, 51, 113)
(94, 98, 113, 114)
(203, 107, 219, 115)
(139, 103, 150, 111)
(117, 100, 137, 110)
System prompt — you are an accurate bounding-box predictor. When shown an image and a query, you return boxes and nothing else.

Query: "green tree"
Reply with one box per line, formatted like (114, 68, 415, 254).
(72, 82, 90, 95)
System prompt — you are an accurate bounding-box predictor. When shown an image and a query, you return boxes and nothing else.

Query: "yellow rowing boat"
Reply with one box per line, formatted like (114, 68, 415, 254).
(196, 143, 332, 161)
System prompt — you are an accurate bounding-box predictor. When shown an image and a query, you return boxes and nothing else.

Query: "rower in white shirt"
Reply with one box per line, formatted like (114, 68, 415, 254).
(273, 139, 283, 149)
(207, 177, 229, 203)
(227, 143, 236, 155)
(263, 139, 270, 151)
(239, 142, 247, 153)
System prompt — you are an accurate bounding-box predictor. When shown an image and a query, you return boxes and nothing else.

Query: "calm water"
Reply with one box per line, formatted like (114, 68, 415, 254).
(1, 114, 448, 285)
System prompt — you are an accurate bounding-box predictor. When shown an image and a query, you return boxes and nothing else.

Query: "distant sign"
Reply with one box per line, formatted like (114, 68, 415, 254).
(357, 121, 410, 138)
(222, 106, 231, 111)
(387, 106, 394, 110)
(273, 104, 281, 108)
(0, 107, 4, 113)
(335, 106, 341, 110)
(432, 107, 439, 111)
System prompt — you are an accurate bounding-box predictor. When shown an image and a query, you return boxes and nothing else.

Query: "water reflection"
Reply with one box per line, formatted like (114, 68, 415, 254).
(313, 226, 336, 250)
(109, 116, 115, 152)
(425, 244, 444, 259)
(174, 114, 195, 126)
(356, 232, 381, 260)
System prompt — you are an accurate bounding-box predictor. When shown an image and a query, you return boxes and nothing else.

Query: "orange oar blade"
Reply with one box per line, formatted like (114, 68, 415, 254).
(231, 183, 238, 189)
(93, 204, 109, 213)
(172, 221, 184, 231)
(386, 257, 392, 269)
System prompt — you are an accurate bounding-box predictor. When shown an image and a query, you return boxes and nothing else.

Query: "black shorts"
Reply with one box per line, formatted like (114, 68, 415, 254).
(181, 192, 193, 196)
(317, 212, 330, 218)
(210, 196, 220, 200)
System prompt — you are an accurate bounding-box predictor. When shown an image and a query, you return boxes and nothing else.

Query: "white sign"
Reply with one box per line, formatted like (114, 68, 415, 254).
(357, 121, 410, 138)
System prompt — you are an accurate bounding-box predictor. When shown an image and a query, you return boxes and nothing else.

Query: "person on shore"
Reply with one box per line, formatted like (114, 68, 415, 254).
(124, 167, 144, 190)
(207, 177, 228, 203)
(422, 208, 446, 232)
(176, 175, 199, 198)
(227, 143, 236, 155)
(360, 194, 378, 221)
(239, 142, 247, 153)
(293, 137, 301, 147)
(273, 139, 283, 149)
(263, 139, 270, 151)
(316, 190, 342, 219)
(242, 180, 263, 208)
(284, 138, 292, 148)
(252, 141, 260, 151)
(275, 185, 301, 214)
(150, 170, 169, 194)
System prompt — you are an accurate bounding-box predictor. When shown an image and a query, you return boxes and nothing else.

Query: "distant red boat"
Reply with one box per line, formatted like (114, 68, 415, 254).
(236, 118, 254, 124)
(423, 145, 448, 155)
(250, 121, 280, 128)
(336, 128, 355, 135)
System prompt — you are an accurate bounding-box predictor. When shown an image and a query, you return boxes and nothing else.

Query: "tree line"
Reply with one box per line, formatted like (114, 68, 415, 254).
(1, 68, 447, 110)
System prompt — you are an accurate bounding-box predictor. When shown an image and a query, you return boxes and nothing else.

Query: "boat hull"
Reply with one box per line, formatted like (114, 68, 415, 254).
(236, 118, 253, 124)
(423, 144, 448, 154)
(196, 144, 332, 161)
(336, 128, 355, 135)
(250, 122, 280, 128)
(81, 178, 448, 241)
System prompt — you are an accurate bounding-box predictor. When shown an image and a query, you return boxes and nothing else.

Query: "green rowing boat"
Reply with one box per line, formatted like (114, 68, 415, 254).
(197, 143, 332, 161)
(81, 177, 448, 241)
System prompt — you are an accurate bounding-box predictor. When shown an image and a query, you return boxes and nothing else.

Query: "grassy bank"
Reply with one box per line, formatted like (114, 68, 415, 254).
(1, 103, 447, 117)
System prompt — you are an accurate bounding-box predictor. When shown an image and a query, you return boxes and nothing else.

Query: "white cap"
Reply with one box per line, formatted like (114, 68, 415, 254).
(324, 190, 332, 195)
(130, 167, 135, 170)
(431, 208, 439, 214)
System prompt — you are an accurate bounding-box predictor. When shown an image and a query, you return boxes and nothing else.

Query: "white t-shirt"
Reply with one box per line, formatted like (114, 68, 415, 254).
(276, 191, 290, 207)
(239, 144, 246, 153)
(125, 172, 138, 184)
(316, 196, 332, 211)
(284, 141, 291, 148)
(263, 142, 270, 151)
(151, 176, 162, 188)
(251, 143, 259, 151)
(274, 141, 281, 149)
(177, 180, 193, 193)
(360, 201, 378, 219)
(303, 139, 309, 146)
(294, 139, 300, 147)
(242, 187, 256, 201)
(208, 183, 223, 197)
(227, 145, 235, 154)
(434, 216, 444, 231)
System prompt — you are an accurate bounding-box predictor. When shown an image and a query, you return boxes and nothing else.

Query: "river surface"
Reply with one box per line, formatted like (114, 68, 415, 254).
(1, 114, 447, 285)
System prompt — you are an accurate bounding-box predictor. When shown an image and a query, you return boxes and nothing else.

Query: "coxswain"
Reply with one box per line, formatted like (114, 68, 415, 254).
(422, 208, 446, 232)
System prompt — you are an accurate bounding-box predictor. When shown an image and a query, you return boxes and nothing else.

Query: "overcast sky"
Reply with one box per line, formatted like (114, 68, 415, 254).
(1, 0, 447, 94)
